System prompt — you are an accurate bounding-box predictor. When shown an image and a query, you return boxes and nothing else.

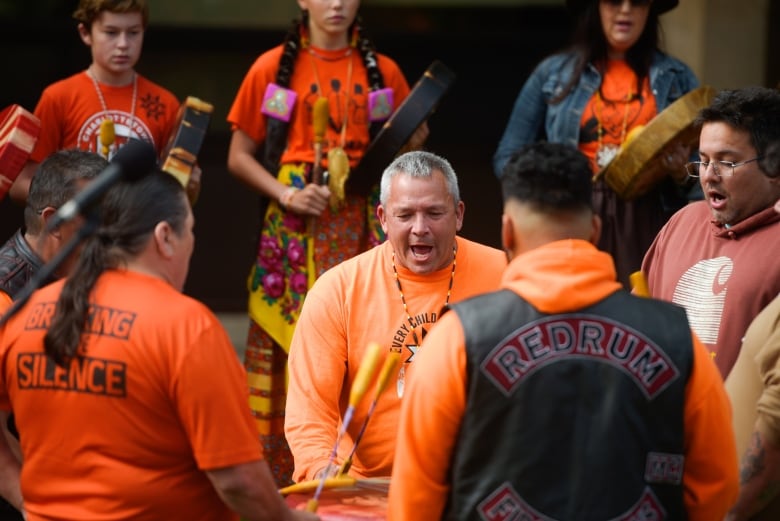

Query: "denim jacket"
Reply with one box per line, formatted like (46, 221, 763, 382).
(493, 50, 699, 178)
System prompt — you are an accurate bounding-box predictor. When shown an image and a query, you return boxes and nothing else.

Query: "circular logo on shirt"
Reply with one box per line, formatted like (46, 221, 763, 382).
(79, 111, 154, 160)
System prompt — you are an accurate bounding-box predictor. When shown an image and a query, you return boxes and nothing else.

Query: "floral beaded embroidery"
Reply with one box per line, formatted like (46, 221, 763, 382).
(252, 174, 308, 324)
(250, 166, 385, 325)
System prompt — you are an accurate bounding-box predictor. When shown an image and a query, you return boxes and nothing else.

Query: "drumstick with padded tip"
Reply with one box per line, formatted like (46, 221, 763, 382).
(99, 118, 115, 157)
(306, 341, 384, 513)
(280, 475, 357, 496)
(307, 97, 329, 244)
(311, 97, 329, 185)
(337, 351, 400, 477)
(630, 271, 651, 297)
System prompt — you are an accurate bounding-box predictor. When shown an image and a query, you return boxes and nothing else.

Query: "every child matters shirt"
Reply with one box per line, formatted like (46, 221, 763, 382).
(31, 71, 179, 161)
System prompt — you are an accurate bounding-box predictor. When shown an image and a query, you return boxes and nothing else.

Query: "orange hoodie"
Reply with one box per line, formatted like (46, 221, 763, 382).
(389, 240, 738, 521)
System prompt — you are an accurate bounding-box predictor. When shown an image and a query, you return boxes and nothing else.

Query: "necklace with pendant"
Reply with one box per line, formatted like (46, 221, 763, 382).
(595, 89, 635, 169)
(307, 47, 353, 209)
(88, 68, 137, 158)
(391, 246, 457, 398)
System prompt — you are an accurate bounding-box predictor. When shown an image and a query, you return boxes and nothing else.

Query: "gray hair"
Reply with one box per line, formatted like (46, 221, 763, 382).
(379, 150, 460, 207)
(25, 149, 108, 234)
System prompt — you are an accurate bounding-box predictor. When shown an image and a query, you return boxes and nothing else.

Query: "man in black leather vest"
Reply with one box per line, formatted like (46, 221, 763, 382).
(388, 142, 739, 521)
(0, 149, 106, 520)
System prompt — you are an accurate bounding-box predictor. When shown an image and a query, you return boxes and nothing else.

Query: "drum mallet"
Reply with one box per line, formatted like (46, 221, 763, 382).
(337, 351, 401, 476)
(306, 341, 384, 513)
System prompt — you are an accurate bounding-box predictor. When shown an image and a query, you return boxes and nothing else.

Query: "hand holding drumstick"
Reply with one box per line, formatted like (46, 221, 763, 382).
(300, 98, 331, 227)
(337, 351, 401, 476)
(311, 98, 329, 186)
(305, 342, 384, 513)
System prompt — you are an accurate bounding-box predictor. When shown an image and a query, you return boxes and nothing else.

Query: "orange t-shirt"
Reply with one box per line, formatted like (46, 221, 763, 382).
(227, 44, 411, 168)
(388, 240, 738, 521)
(285, 237, 506, 482)
(31, 71, 180, 162)
(0, 270, 263, 521)
(579, 59, 657, 173)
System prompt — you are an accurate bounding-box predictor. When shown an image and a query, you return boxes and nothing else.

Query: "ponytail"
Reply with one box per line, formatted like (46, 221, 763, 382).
(44, 170, 188, 367)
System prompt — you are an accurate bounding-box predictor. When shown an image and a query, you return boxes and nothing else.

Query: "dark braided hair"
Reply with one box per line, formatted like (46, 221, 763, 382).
(260, 17, 302, 173)
(262, 11, 387, 173)
(352, 17, 386, 138)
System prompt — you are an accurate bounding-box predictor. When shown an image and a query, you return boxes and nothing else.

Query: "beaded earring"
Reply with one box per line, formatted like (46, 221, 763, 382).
(299, 11, 310, 48)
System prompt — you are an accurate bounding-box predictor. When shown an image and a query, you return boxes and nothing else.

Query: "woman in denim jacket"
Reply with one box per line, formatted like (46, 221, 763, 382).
(494, 0, 699, 287)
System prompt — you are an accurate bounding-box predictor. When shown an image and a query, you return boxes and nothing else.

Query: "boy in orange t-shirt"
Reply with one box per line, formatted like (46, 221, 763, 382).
(9, 0, 181, 204)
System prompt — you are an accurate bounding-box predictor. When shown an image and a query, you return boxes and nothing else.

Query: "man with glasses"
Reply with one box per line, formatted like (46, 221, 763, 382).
(0, 149, 106, 519)
(641, 86, 780, 379)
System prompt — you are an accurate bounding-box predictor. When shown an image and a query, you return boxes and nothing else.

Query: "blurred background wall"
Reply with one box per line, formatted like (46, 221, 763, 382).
(1, 0, 777, 311)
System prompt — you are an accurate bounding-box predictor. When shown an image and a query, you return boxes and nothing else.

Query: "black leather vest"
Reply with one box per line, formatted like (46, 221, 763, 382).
(444, 289, 692, 521)
(0, 230, 46, 299)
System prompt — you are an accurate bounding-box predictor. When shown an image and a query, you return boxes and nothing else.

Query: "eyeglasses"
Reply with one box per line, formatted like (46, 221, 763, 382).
(601, 0, 653, 7)
(684, 157, 762, 178)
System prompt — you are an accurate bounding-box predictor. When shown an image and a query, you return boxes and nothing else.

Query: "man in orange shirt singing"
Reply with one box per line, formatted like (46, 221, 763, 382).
(285, 150, 506, 482)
